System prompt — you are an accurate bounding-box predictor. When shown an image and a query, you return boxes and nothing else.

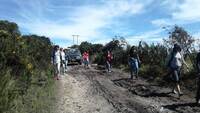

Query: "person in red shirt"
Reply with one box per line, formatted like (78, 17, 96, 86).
(106, 50, 113, 72)
(83, 51, 89, 68)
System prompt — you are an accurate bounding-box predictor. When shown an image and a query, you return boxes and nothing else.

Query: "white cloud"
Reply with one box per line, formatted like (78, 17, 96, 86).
(92, 38, 112, 45)
(105, 0, 145, 16)
(127, 29, 164, 45)
(160, 0, 180, 11)
(11, 0, 150, 46)
(172, 0, 200, 22)
(151, 19, 173, 27)
(194, 32, 200, 38)
(193, 32, 200, 49)
(152, 0, 200, 26)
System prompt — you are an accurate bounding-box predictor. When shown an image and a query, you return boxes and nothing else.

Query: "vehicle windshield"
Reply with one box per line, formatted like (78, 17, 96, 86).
(68, 49, 81, 55)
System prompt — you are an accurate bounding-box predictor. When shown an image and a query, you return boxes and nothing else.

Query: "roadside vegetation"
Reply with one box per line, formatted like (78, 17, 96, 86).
(77, 25, 199, 90)
(1, 19, 199, 112)
(0, 20, 56, 113)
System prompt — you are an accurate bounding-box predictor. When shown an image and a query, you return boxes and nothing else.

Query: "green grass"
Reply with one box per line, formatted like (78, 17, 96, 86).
(0, 70, 17, 113)
(0, 69, 57, 113)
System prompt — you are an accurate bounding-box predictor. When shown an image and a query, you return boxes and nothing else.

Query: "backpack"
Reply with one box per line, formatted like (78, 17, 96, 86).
(165, 52, 174, 68)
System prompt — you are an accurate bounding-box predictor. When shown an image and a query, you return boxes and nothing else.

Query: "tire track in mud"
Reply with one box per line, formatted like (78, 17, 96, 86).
(66, 65, 200, 113)
(109, 71, 200, 113)
(68, 66, 162, 113)
(56, 69, 117, 113)
(103, 68, 200, 113)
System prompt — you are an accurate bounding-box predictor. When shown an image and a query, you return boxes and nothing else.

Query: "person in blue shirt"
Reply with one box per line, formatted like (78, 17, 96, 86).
(128, 46, 140, 79)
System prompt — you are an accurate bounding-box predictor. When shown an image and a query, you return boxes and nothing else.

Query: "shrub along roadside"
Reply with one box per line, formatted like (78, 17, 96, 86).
(0, 20, 56, 113)
(76, 27, 198, 92)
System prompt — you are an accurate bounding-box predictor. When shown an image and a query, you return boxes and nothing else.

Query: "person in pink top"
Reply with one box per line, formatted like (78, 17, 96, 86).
(83, 51, 89, 68)
(106, 50, 113, 72)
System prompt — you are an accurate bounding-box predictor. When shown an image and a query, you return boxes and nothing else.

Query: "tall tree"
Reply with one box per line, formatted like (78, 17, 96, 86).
(163, 25, 195, 54)
(0, 20, 21, 37)
(79, 41, 92, 54)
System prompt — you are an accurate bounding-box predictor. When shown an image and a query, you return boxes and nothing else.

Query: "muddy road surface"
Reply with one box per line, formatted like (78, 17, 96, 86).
(55, 65, 200, 113)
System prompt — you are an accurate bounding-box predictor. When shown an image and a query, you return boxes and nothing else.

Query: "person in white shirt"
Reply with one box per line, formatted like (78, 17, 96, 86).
(54, 46, 61, 80)
(60, 48, 66, 74)
(167, 44, 189, 98)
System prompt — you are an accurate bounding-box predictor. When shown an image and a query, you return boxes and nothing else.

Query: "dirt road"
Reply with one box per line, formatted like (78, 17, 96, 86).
(55, 65, 200, 113)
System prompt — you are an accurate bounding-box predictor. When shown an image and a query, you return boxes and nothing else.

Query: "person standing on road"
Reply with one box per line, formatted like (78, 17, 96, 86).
(64, 49, 69, 72)
(53, 45, 61, 80)
(128, 46, 140, 79)
(60, 48, 66, 74)
(83, 51, 89, 68)
(196, 51, 200, 104)
(106, 50, 113, 72)
(167, 44, 189, 98)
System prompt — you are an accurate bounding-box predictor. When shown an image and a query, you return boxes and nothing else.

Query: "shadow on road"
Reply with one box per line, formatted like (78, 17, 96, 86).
(67, 63, 80, 66)
(112, 78, 132, 82)
(141, 92, 172, 97)
(163, 102, 198, 112)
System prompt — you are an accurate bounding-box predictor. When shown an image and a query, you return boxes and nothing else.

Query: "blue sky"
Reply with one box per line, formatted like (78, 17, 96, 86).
(0, 0, 200, 47)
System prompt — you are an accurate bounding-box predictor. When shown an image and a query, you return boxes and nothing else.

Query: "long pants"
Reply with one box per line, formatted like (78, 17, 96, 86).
(130, 67, 139, 79)
(65, 60, 68, 70)
(130, 61, 139, 79)
(84, 60, 89, 66)
(55, 63, 60, 76)
(60, 61, 66, 74)
(106, 61, 111, 72)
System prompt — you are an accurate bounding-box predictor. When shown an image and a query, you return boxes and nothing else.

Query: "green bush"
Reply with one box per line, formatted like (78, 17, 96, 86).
(0, 70, 17, 113)
(93, 52, 105, 65)
(0, 20, 55, 113)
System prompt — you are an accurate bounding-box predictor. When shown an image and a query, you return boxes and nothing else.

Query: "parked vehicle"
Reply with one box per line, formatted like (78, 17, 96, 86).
(66, 49, 82, 65)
